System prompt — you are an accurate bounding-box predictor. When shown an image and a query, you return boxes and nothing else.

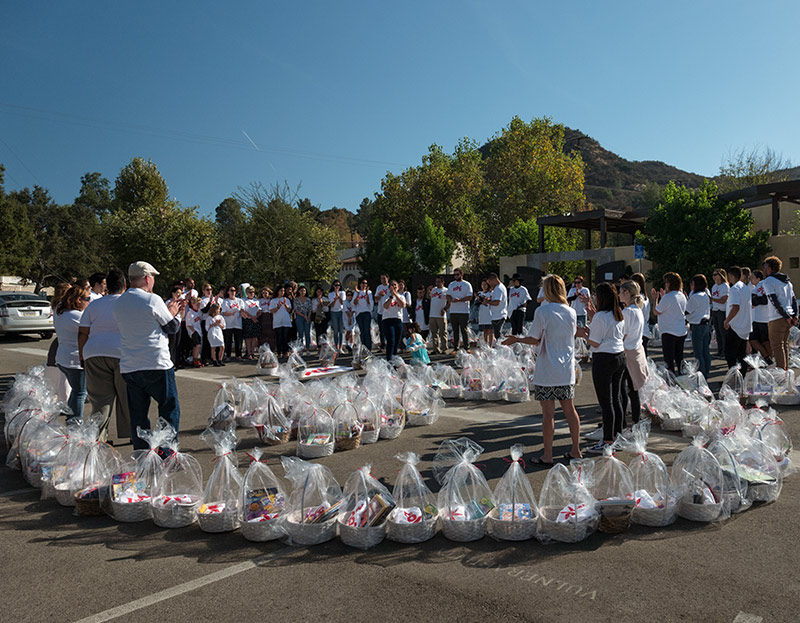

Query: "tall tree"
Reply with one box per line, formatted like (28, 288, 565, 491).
(113, 157, 169, 212)
(415, 215, 456, 274)
(208, 196, 246, 286)
(75, 172, 113, 216)
(0, 165, 41, 277)
(718, 146, 792, 193)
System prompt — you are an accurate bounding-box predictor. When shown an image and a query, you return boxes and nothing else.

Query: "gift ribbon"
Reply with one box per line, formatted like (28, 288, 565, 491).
(503, 457, 526, 468)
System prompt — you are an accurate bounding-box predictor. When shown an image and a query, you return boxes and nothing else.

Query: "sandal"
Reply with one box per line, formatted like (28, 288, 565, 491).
(530, 455, 554, 467)
(562, 452, 582, 461)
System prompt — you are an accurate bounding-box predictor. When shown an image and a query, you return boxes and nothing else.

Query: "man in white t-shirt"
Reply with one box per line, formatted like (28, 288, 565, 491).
(374, 274, 390, 351)
(78, 267, 129, 443)
(748, 270, 773, 364)
(113, 262, 182, 450)
(447, 268, 473, 351)
(486, 273, 508, 339)
(723, 266, 753, 371)
(428, 276, 449, 354)
(88, 272, 107, 301)
(507, 273, 531, 335)
(762, 255, 798, 370)
(710, 269, 730, 357)
(566, 276, 590, 327)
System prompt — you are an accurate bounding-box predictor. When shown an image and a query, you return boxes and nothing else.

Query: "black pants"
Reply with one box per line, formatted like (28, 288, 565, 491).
(642, 336, 649, 357)
(450, 313, 469, 350)
(711, 310, 726, 356)
(275, 326, 290, 356)
(510, 308, 526, 335)
(377, 314, 385, 348)
(620, 367, 640, 429)
(725, 328, 749, 371)
(661, 332, 685, 375)
(492, 318, 505, 339)
(591, 352, 626, 442)
(201, 321, 211, 363)
(314, 317, 329, 345)
(224, 328, 243, 359)
(382, 317, 403, 361)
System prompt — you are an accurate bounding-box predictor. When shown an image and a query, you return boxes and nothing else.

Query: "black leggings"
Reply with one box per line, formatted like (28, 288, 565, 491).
(661, 332, 685, 375)
(620, 367, 640, 428)
(275, 326, 290, 356)
(510, 308, 526, 335)
(382, 317, 403, 361)
(725, 328, 749, 371)
(223, 328, 242, 359)
(591, 352, 626, 442)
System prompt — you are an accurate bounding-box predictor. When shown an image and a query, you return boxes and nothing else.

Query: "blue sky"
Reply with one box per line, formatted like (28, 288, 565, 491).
(2, 1, 797, 217)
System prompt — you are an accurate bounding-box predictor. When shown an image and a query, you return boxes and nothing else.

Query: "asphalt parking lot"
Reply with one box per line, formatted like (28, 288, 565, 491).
(1, 334, 798, 623)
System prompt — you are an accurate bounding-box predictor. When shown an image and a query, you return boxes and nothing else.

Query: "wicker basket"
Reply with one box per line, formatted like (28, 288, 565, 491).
(484, 390, 506, 402)
(360, 427, 380, 445)
(257, 364, 279, 376)
(256, 427, 291, 446)
(596, 501, 634, 534)
(440, 388, 462, 399)
(26, 469, 43, 488)
(746, 393, 772, 405)
(235, 414, 258, 428)
(487, 509, 537, 541)
(677, 499, 723, 522)
(241, 517, 285, 542)
(198, 509, 240, 533)
(771, 393, 800, 406)
(338, 518, 387, 550)
(111, 499, 153, 522)
(387, 518, 437, 543)
(462, 390, 484, 401)
(440, 516, 487, 542)
(505, 391, 529, 403)
(659, 416, 683, 431)
(632, 503, 677, 527)
(334, 434, 361, 452)
(285, 511, 338, 546)
(406, 410, 436, 426)
(152, 497, 200, 528)
(379, 424, 404, 440)
(55, 484, 76, 507)
(74, 487, 105, 517)
(538, 506, 598, 543)
(297, 441, 335, 458)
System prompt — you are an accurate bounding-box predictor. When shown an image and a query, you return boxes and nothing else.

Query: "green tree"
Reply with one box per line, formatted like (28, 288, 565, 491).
(415, 215, 456, 274)
(357, 218, 417, 284)
(207, 196, 246, 286)
(498, 217, 583, 277)
(0, 165, 41, 277)
(718, 146, 792, 193)
(638, 181, 772, 286)
(75, 172, 113, 216)
(113, 157, 169, 212)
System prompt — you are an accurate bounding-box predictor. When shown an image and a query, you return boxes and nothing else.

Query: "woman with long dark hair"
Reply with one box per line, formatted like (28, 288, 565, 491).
(294, 285, 313, 352)
(381, 279, 407, 361)
(220, 285, 244, 360)
(53, 283, 91, 420)
(312, 286, 330, 348)
(651, 272, 688, 374)
(270, 285, 292, 358)
(685, 274, 711, 379)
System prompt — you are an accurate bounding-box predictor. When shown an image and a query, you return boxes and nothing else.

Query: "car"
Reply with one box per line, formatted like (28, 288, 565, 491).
(0, 292, 54, 339)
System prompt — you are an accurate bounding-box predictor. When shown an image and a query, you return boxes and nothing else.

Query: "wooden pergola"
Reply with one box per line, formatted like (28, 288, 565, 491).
(536, 207, 648, 252)
(719, 179, 800, 235)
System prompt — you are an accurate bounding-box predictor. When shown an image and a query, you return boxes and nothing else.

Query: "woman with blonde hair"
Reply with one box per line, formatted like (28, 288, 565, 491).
(503, 274, 582, 465)
(618, 280, 649, 428)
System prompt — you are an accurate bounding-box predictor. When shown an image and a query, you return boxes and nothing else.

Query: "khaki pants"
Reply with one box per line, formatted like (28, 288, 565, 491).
(84, 356, 131, 441)
(428, 317, 448, 353)
(768, 318, 791, 369)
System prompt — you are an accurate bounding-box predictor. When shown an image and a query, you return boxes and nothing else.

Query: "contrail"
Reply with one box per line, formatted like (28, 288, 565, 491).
(241, 130, 260, 151)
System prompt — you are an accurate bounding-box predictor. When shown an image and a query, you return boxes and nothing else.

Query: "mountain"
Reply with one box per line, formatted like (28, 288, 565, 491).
(562, 127, 707, 212)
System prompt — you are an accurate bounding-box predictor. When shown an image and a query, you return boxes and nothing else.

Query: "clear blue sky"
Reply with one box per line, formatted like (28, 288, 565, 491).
(2, 1, 797, 217)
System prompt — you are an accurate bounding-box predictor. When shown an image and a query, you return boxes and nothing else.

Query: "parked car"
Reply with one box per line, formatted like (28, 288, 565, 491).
(0, 292, 54, 339)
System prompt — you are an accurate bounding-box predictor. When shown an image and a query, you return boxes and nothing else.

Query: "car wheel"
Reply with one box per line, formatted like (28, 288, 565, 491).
(40, 331, 54, 339)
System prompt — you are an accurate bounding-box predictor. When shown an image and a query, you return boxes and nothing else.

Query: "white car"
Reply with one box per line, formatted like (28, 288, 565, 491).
(0, 292, 54, 339)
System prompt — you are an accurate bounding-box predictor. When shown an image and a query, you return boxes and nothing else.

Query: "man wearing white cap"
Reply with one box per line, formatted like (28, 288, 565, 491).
(113, 261, 183, 449)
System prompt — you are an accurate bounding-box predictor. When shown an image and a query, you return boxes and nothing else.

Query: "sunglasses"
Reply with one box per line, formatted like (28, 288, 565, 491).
(81, 296, 91, 301)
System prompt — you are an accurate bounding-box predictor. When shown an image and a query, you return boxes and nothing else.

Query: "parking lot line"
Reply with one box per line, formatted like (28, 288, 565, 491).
(733, 613, 763, 623)
(71, 546, 296, 623)
(2, 347, 49, 358)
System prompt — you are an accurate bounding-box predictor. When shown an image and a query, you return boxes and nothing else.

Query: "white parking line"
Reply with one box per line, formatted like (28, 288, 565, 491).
(733, 613, 763, 623)
(72, 546, 296, 623)
(2, 347, 49, 358)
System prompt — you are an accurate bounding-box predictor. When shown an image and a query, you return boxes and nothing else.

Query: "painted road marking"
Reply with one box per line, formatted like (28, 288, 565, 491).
(72, 546, 296, 623)
(3, 347, 49, 358)
(733, 613, 763, 623)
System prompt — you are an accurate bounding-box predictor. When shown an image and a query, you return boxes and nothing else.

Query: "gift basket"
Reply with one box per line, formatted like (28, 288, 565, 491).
(208, 381, 237, 430)
(253, 394, 292, 445)
(296, 406, 335, 458)
(645, 388, 682, 431)
(150, 438, 204, 528)
(482, 363, 507, 402)
(17, 416, 64, 487)
(351, 343, 371, 371)
(537, 461, 599, 543)
(729, 433, 783, 504)
(770, 369, 800, 405)
(487, 445, 539, 541)
(616, 421, 677, 526)
(281, 456, 342, 546)
(197, 427, 242, 532)
(72, 437, 123, 517)
(431, 364, 463, 399)
(670, 437, 728, 523)
(433, 438, 495, 542)
(338, 464, 396, 550)
(332, 402, 362, 451)
(354, 394, 380, 444)
(676, 359, 713, 399)
(256, 343, 279, 375)
(318, 339, 337, 367)
(105, 420, 175, 522)
(743, 354, 774, 404)
(589, 448, 635, 534)
(377, 393, 406, 439)
(707, 436, 751, 515)
(719, 364, 745, 402)
(403, 385, 443, 427)
(574, 337, 591, 363)
(288, 341, 307, 375)
(387, 452, 438, 543)
(240, 448, 287, 541)
(233, 380, 263, 428)
(504, 366, 530, 403)
(461, 356, 484, 400)
(749, 407, 795, 476)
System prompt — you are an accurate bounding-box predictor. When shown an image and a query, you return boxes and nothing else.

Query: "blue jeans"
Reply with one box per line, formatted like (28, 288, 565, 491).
(382, 317, 403, 362)
(58, 364, 86, 420)
(329, 310, 344, 348)
(295, 315, 311, 349)
(122, 368, 181, 450)
(691, 323, 711, 379)
(356, 311, 372, 350)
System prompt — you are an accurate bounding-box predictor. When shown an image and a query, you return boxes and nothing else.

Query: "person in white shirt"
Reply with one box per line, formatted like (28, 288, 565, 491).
(428, 276, 449, 354)
(343, 290, 356, 351)
(54, 283, 91, 421)
(709, 268, 729, 357)
(198, 283, 215, 364)
(113, 261, 182, 450)
(684, 274, 712, 379)
(618, 281, 649, 428)
(651, 272, 688, 374)
(476, 280, 494, 345)
(507, 273, 531, 335)
(503, 274, 582, 464)
(182, 278, 198, 300)
(374, 274, 390, 350)
(77, 267, 130, 441)
(566, 276, 591, 327)
(205, 303, 226, 366)
(256, 287, 276, 352)
(723, 266, 753, 371)
(762, 255, 798, 370)
(185, 296, 205, 367)
(312, 286, 330, 348)
(486, 272, 507, 340)
(413, 285, 430, 339)
(631, 273, 652, 355)
(749, 270, 773, 364)
(270, 285, 293, 358)
(353, 279, 374, 351)
(242, 286, 262, 359)
(327, 280, 346, 351)
(88, 272, 106, 301)
(381, 279, 407, 361)
(220, 285, 245, 360)
(447, 269, 473, 351)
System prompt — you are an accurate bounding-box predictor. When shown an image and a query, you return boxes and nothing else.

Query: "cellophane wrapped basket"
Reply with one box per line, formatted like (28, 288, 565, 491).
(488, 445, 539, 541)
(354, 394, 380, 444)
(743, 354, 774, 404)
(724, 431, 783, 504)
(537, 461, 599, 543)
(234, 380, 262, 428)
(504, 365, 531, 403)
(670, 437, 728, 523)
(332, 402, 363, 451)
(482, 363, 507, 402)
(388, 452, 438, 543)
(151, 438, 203, 528)
(318, 338, 337, 368)
(403, 385, 443, 427)
(616, 421, 677, 526)
(589, 448, 635, 534)
(281, 456, 342, 546)
(208, 381, 237, 430)
(719, 364, 745, 402)
(296, 405, 335, 458)
(377, 393, 405, 439)
(18, 416, 65, 488)
(675, 359, 714, 400)
(240, 448, 287, 541)
(460, 355, 484, 400)
(431, 364, 463, 399)
(253, 394, 292, 445)
(433, 438, 495, 542)
(256, 343, 279, 375)
(352, 343, 371, 371)
(749, 405, 796, 477)
(770, 369, 800, 405)
(197, 427, 242, 533)
(338, 464, 396, 550)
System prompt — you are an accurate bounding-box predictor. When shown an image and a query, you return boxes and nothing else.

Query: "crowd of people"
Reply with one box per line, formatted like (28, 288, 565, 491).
(46, 255, 798, 462)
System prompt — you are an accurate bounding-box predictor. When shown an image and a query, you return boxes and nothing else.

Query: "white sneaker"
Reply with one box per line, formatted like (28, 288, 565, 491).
(584, 441, 608, 455)
(582, 427, 604, 441)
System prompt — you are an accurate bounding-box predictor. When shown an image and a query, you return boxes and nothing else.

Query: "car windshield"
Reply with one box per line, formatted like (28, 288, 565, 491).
(0, 293, 49, 304)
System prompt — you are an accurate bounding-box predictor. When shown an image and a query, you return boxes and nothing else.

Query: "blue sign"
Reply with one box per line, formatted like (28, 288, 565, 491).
(634, 243, 644, 259)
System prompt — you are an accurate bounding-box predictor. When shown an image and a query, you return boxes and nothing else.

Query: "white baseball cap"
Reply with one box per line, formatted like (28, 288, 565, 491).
(128, 261, 160, 278)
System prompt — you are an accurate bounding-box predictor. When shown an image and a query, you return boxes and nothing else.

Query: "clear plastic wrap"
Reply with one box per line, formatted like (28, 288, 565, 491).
(743, 354, 773, 403)
(240, 447, 287, 541)
(281, 456, 342, 545)
(338, 464, 396, 549)
(403, 385, 443, 426)
(150, 437, 204, 528)
(748, 405, 795, 477)
(431, 364, 463, 399)
(332, 401, 362, 451)
(377, 392, 406, 439)
(354, 394, 380, 444)
(590, 447, 635, 533)
(504, 365, 531, 403)
(707, 434, 752, 515)
(253, 393, 292, 445)
(487, 444, 538, 541)
(197, 427, 242, 532)
(770, 369, 800, 405)
(256, 343, 279, 375)
(720, 364, 745, 400)
(388, 452, 438, 543)
(16, 415, 63, 485)
(537, 461, 599, 543)
(728, 432, 783, 504)
(288, 341, 307, 374)
(296, 406, 335, 458)
(676, 359, 713, 399)
(351, 343, 371, 371)
(670, 437, 729, 522)
(208, 381, 237, 430)
(317, 338, 337, 367)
